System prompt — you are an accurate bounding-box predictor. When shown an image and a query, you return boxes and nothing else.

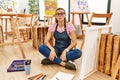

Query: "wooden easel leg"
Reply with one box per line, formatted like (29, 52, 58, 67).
(11, 17, 26, 59)
(5, 18, 7, 40)
(79, 14, 84, 36)
(71, 14, 75, 25)
(0, 25, 4, 43)
(80, 39, 84, 50)
(86, 14, 91, 27)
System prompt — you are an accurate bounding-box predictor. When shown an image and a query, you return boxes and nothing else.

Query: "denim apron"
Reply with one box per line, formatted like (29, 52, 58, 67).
(54, 26, 71, 56)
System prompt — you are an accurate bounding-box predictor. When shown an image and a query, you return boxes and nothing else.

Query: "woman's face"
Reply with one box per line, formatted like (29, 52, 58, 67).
(55, 9, 66, 22)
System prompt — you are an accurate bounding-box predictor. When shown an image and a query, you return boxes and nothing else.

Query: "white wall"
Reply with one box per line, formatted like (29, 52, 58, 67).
(15, 0, 29, 13)
(110, 0, 120, 33)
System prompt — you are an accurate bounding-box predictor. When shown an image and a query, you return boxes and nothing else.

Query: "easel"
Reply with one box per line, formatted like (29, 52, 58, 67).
(71, 12, 90, 39)
(71, 12, 90, 49)
(0, 13, 26, 59)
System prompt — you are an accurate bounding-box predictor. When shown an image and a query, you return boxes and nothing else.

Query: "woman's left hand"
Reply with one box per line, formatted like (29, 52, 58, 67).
(60, 50, 67, 61)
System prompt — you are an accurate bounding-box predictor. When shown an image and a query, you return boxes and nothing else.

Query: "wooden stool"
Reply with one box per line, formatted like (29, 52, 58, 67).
(33, 26, 47, 49)
(0, 25, 4, 43)
(32, 26, 53, 49)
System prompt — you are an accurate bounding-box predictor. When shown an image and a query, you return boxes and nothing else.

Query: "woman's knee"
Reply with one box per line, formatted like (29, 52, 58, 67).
(76, 49, 82, 58)
(38, 44, 46, 52)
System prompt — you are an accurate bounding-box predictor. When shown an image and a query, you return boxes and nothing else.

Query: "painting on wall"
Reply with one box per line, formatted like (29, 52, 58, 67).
(44, 0, 58, 15)
(71, 0, 89, 12)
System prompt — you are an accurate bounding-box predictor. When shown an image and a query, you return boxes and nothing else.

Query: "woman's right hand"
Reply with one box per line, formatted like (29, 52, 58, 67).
(49, 50, 57, 61)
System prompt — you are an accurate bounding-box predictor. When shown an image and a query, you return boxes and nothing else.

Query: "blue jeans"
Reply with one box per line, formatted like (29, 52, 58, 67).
(38, 44, 82, 64)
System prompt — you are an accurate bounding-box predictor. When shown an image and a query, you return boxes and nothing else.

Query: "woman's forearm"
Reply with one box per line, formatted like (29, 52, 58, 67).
(44, 41, 54, 51)
(66, 41, 77, 51)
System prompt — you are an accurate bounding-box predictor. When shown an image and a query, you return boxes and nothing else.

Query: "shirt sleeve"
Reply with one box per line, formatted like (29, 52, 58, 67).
(67, 22, 76, 33)
(48, 23, 56, 32)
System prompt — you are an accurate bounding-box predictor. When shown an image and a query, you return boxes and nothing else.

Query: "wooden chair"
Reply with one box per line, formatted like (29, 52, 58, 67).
(89, 12, 113, 27)
(13, 14, 33, 42)
(89, 12, 113, 35)
(0, 15, 11, 40)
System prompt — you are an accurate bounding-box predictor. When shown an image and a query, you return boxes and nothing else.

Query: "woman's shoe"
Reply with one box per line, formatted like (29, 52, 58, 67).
(41, 58, 54, 65)
(65, 61, 76, 70)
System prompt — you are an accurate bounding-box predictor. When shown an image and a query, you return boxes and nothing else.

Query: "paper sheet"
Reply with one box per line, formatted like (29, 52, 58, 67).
(51, 71, 74, 80)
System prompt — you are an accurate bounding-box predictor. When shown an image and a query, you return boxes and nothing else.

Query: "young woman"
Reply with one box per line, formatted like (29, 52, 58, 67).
(39, 8, 82, 70)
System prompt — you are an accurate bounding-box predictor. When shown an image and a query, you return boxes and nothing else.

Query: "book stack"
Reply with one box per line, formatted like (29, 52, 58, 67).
(7, 60, 25, 72)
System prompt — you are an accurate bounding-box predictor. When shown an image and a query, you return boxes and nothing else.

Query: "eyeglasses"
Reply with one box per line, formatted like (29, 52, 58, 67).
(56, 12, 65, 16)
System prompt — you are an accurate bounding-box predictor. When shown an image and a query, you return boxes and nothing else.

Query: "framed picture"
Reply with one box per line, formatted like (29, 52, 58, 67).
(39, 0, 70, 21)
(82, 0, 111, 25)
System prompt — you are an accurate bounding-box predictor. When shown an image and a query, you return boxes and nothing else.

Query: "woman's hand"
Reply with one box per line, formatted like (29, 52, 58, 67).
(49, 50, 57, 61)
(60, 50, 67, 61)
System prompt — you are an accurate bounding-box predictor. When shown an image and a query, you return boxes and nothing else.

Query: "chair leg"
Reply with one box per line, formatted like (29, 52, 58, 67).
(21, 30, 26, 41)
(111, 55, 120, 80)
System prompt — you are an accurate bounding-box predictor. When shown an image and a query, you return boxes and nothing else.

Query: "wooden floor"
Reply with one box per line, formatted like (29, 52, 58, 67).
(0, 36, 111, 80)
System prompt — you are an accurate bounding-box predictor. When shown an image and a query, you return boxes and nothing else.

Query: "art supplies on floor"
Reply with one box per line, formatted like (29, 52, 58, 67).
(28, 73, 47, 80)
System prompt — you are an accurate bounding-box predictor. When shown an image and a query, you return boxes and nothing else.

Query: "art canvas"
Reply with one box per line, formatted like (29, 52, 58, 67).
(44, 0, 58, 15)
(71, 0, 89, 12)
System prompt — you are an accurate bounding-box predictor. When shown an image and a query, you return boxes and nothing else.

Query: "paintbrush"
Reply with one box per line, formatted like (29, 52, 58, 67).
(33, 74, 43, 80)
(28, 73, 43, 80)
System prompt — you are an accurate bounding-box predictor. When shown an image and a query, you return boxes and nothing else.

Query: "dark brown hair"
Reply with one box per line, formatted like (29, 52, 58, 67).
(55, 8, 67, 28)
